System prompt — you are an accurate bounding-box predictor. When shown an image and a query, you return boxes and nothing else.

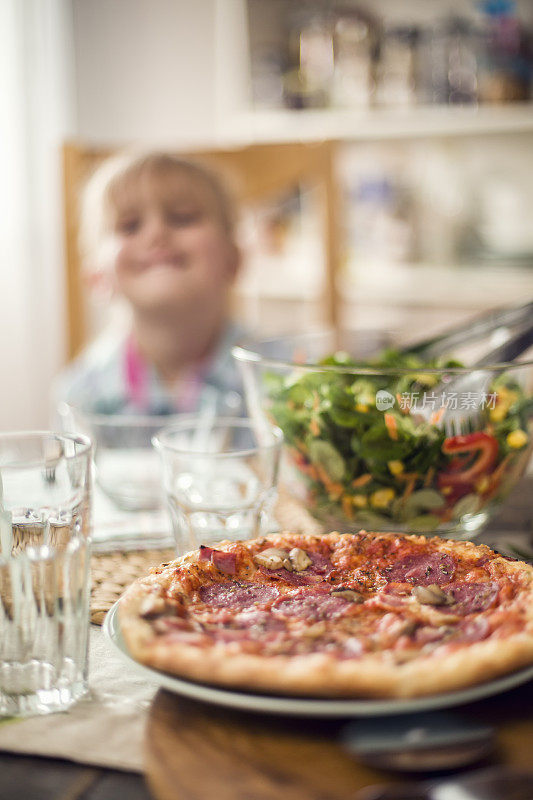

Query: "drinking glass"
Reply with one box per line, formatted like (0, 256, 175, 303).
(153, 418, 283, 553)
(57, 388, 242, 514)
(0, 432, 92, 716)
(58, 406, 178, 512)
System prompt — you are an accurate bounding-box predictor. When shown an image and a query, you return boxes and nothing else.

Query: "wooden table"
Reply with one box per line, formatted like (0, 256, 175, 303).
(0, 753, 153, 800)
(145, 680, 533, 800)
(1, 479, 531, 800)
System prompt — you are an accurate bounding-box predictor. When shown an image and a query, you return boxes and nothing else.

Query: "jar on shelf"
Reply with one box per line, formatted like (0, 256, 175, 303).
(330, 8, 379, 109)
(446, 17, 482, 105)
(283, 8, 334, 109)
(375, 24, 418, 107)
(417, 17, 481, 106)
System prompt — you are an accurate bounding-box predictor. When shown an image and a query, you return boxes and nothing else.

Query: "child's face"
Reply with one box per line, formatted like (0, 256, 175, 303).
(109, 168, 238, 317)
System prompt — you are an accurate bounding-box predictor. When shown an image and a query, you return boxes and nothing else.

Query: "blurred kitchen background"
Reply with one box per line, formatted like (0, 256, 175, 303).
(1, 0, 533, 429)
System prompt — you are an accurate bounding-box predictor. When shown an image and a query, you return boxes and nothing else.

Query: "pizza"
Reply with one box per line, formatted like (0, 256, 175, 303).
(118, 531, 533, 699)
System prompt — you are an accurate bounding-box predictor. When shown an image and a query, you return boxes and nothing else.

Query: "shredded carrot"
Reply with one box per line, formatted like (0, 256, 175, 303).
(342, 495, 354, 519)
(429, 407, 445, 426)
(424, 467, 435, 488)
(302, 463, 319, 481)
(491, 454, 511, 482)
(484, 454, 512, 501)
(316, 464, 343, 496)
(310, 418, 320, 437)
(352, 473, 372, 488)
(396, 472, 419, 502)
(384, 413, 398, 441)
(396, 471, 418, 482)
(396, 393, 410, 414)
(401, 477, 416, 502)
(328, 484, 344, 501)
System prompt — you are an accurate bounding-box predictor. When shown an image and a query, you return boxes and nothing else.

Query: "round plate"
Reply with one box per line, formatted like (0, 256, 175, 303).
(103, 601, 533, 718)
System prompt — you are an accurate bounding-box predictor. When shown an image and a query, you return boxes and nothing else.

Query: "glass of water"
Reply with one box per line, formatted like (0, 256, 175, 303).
(153, 418, 283, 553)
(0, 432, 92, 717)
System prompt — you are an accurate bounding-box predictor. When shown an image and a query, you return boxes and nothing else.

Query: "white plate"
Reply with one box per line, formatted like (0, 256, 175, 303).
(103, 601, 533, 718)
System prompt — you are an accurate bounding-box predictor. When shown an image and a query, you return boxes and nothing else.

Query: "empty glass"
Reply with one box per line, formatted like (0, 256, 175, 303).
(57, 388, 242, 514)
(0, 432, 92, 716)
(153, 418, 283, 554)
(58, 406, 178, 512)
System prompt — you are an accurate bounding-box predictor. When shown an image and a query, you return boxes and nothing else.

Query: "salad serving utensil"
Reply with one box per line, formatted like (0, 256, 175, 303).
(400, 301, 533, 361)
(413, 319, 533, 434)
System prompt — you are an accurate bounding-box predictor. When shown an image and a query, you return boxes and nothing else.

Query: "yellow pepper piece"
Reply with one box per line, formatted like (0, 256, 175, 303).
(490, 387, 518, 423)
(370, 488, 395, 509)
(489, 406, 507, 423)
(498, 386, 518, 403)
(388, 460, 404, 476)
(352, 494, 368, 508)
(475, 475, 490, 494)
(507, 429, 528, 449)
(356, 403, 369, 413)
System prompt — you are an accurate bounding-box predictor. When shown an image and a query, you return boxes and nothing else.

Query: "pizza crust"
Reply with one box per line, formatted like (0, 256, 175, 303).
(118, 531, 533, 699)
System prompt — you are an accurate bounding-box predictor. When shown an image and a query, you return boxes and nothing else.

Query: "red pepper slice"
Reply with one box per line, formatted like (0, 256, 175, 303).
(438, 432, 498, 488)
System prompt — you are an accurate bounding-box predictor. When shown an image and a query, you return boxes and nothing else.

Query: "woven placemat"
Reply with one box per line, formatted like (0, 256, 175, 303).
(91, 548, 174, 624)
(90, 490, 323, 625)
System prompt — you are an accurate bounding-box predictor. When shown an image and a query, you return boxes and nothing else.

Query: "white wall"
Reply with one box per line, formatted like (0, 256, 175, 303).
(72, 0, 219, 146)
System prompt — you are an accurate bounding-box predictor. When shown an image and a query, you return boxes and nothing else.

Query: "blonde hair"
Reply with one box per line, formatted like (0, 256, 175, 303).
(79, 151, 238, 274)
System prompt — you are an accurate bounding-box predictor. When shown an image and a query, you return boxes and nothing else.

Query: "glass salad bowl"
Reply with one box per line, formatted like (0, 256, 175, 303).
(233, 330, 533, 539)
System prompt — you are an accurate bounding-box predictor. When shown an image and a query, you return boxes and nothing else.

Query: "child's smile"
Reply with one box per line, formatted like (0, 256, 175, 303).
(110, 170, 238, 315)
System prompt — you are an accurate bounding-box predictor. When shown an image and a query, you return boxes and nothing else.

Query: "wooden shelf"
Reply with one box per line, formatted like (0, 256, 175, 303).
(339, 262, 533, 309)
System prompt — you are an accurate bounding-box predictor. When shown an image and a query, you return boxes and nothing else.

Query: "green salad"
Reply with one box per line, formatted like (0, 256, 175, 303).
(266, 349, 532, 533)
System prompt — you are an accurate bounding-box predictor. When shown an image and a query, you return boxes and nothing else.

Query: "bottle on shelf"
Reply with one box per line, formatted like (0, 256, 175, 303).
(330, 7, 379, 109)
(417, 16, 481, 106)
(283, 7, 334, 109)
(375, 24, 418, 107)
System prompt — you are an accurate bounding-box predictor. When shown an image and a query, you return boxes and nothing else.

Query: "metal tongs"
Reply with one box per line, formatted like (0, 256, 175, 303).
(404, 301, 533, 433)
(401, 300, 533, 360)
